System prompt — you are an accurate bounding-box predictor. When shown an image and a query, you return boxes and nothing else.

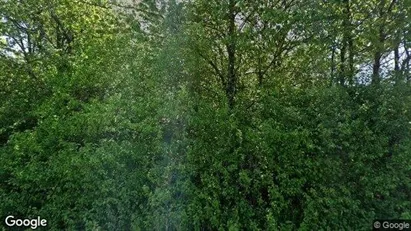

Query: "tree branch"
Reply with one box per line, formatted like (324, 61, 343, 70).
(196, 48, 226, 88)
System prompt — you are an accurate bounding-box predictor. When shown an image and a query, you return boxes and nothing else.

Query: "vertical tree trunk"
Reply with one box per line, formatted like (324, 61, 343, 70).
(339, 0, 353, 86)
(348, 36, 354, 84)
(226, 0, 237, 109)
(258, 56, 263, 86)
(372, 26, 384, 85)
(394, 44, 400, 72)
(372, 0, 387, 85)
(372, 52, 381, 85)
(404, 48, 411, 82)
(331, 44, 336, 81)
(394, 43, 400, 83)
(345, 0, 354, 85)
(339, 43, 346, 86)
(394, 33, 400, 73)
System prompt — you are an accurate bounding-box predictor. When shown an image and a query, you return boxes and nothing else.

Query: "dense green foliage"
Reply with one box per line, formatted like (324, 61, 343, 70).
(1, 0, 411, 230)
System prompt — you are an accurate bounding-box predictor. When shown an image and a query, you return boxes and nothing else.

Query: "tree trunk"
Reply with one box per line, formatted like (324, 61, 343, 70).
(348, 35, 354, 84)
(331, 44, 336, 81)
(339, 43, 346, 86)
(226, 0, 237, 109)
(345, 0, 354, 85)
(339, 0, 353, 86)
(372, 26, 385, 85)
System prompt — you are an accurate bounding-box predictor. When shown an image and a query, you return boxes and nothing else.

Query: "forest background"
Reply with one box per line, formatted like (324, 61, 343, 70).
(1, 0, 411, 230)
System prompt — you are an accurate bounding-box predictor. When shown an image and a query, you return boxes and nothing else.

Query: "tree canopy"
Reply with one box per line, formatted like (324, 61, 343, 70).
(1, 0, 411, 230)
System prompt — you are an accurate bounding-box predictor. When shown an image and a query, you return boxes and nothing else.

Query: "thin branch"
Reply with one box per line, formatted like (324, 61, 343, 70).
(387, 0, 397, 14)
(237, 8, 258, 32)
(401, 48, 410, 72)
(196, 48, 226, 88)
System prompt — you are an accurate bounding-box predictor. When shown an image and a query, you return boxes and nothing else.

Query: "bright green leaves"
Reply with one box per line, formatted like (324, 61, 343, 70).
(1, 0, 411, 230)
